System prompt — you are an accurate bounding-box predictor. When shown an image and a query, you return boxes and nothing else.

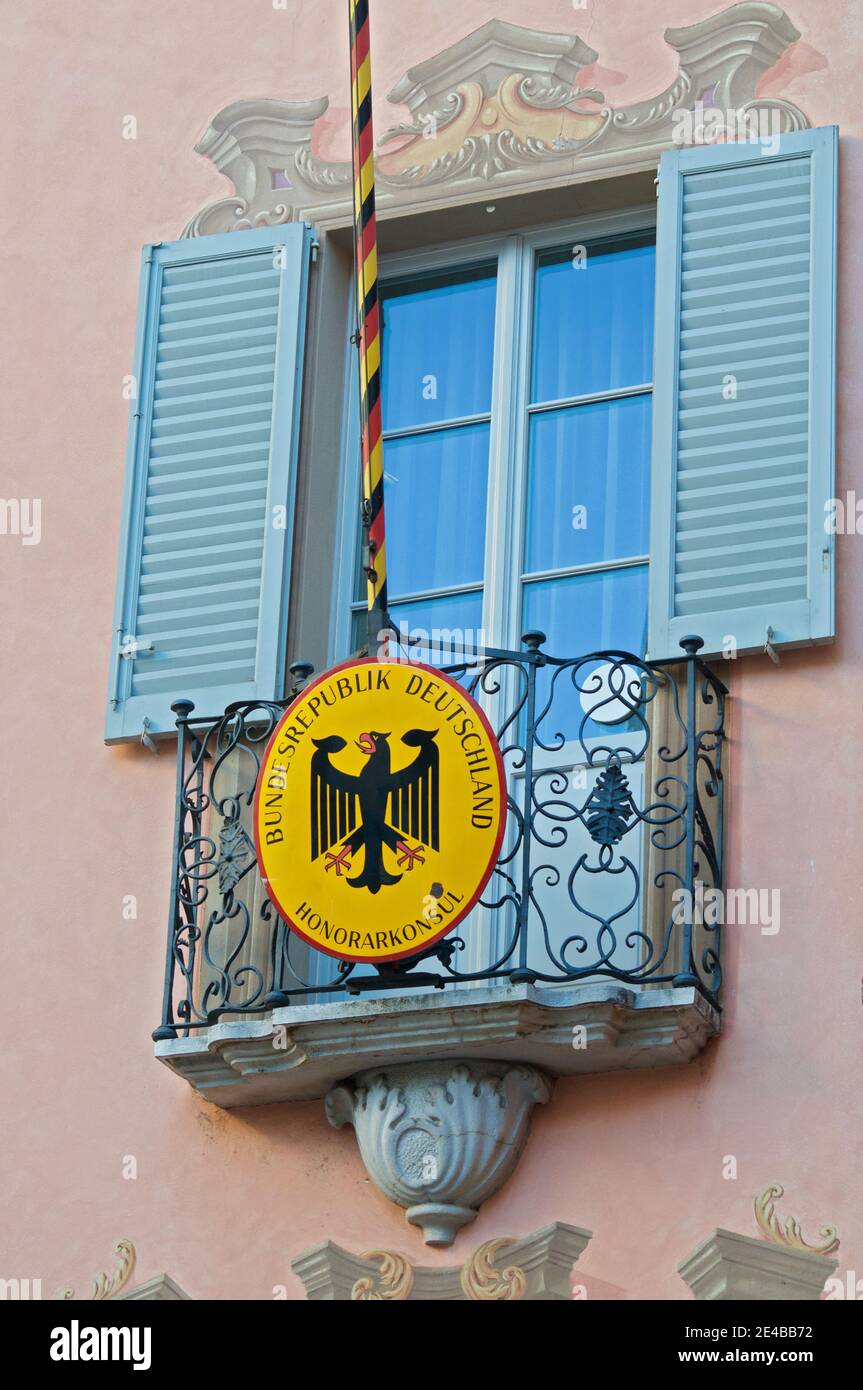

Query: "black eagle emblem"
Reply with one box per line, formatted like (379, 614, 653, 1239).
(310, 728, 439, 894)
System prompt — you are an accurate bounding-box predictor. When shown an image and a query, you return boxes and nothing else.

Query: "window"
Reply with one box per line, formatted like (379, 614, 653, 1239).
(342, 214, 656, 690)
(138, 129, 836, 1020)
(338, 128, 837, 674)
(350, 264, 497, 656)
(523, 236, 654, 733)
(108, 129, 837, 746)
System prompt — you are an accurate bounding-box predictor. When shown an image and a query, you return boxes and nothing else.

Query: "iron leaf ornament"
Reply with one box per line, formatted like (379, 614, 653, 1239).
(585, 758, 635, 846)
(217, 819, 256, 894)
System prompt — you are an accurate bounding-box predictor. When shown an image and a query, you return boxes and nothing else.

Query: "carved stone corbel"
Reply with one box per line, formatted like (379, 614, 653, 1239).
(325, 1059, 551, 1246)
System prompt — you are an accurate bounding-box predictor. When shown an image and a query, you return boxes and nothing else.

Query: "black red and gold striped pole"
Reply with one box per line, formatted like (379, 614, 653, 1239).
(349, 0, 388, 651)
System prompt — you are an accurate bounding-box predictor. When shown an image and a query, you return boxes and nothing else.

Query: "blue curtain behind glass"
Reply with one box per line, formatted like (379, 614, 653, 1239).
(531, 240, 655, 402)
(379, 267, 496, 615)
(524, 237, 655, 672)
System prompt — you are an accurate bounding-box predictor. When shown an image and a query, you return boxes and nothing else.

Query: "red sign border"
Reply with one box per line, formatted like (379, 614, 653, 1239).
(253, 656, 508, 963)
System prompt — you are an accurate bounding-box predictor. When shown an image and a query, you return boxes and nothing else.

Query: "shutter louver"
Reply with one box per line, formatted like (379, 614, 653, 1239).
(106, 224, 311, 742)
(648, 126, 837, 660)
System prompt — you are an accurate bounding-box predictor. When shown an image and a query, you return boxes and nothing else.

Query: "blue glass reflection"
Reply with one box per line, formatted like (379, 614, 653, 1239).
(383, 423, 488, 597)
(532, 238, 655, 402)
(350, 591, 485, 667)
(525, 395, 651, 573)
(387, 589, 485, 667)
(382, 268, 497, 431)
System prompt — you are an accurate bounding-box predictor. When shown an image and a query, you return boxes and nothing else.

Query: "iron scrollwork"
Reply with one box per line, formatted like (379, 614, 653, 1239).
(154, 635, 725, 1039)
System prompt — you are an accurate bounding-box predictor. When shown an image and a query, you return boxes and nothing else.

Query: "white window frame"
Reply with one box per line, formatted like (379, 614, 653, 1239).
(330, 203, 657, 669)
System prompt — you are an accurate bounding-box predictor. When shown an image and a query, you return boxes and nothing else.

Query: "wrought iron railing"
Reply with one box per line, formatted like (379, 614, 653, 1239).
(153, 634, 726, 1039)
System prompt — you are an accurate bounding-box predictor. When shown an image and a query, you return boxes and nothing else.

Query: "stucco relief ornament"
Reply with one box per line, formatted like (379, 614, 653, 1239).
(460, 1237, 527, 1300)
(350, 1250, 415, 1301)
(57, 1238, 136, 1301)
(326, 1060, 551, 1246)
(754, 1183, 840, 1256)
(292, 1223, 590, 1300)
(182, 6, 810, 238)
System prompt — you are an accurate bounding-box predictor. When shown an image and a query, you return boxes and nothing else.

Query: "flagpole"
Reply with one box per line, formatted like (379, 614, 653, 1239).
(348, 0, 389, 654)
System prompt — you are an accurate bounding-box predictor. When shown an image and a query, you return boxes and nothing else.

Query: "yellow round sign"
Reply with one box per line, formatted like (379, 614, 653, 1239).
(254, 659, 506, 962)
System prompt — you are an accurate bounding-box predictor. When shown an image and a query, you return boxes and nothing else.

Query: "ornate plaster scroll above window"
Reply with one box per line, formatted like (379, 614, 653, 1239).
(183, 97, 339, 237)
(182, 4, 810, 237)
(375, 22, 605, 182)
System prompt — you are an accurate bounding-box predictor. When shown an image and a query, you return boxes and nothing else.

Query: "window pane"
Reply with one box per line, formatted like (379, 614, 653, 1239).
(384, 422, 489, 597)
(524, 565, 648, 659)
(525, 395, 651, 573)
(381, 267, 497, 431)
(350, 590, 484, 663)
(523, 566, 649, 740)
(531, 238, 655, 402)
(388, 589, 485, 666)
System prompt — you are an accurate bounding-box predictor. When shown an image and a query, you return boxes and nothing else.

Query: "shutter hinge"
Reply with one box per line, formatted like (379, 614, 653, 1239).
(141, 717, 158, 754)
(119, 635, 155, 660)
(764, 626, 780, 665)
(310, 235, 320, 264)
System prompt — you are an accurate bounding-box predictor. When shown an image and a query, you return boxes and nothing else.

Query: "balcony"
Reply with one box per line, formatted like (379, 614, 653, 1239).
(155, 634, 726, 1106)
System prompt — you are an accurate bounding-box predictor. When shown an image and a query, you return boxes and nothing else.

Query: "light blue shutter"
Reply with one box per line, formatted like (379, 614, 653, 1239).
(648, 126, 837, 660)
(105, 223, 311, 742)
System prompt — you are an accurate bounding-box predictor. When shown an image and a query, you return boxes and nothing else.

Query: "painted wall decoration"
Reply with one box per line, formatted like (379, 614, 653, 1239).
(55, 1240, 191, 1302)
(183, 5, 810, 236)
(754, 1182, 840, 1256)
(291, 1222, 591, 1300)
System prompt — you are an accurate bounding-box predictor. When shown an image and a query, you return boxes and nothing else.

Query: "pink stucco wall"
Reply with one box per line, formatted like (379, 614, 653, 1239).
(1, 0, 861, 1299)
